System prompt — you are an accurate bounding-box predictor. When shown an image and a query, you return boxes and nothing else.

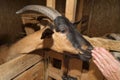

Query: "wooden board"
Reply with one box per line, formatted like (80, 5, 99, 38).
(84, 36, 120, 51)
(48, 66, 63, 80)
(68, 58, 82, 80)
(76, 0, 84, 31)
(46, 51, 83, 80)
(45, 51, 63, 80)
(65, 0, 77, 22)
(47, 51, 63, 60)
(0, 53, 43, 80)
(47, 0, 56, 9)
(14, 62, 44, 80)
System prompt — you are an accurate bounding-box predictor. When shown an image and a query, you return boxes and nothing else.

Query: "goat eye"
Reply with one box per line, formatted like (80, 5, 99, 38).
(61, 29, 66, 33)
(60, 27, 67, 33)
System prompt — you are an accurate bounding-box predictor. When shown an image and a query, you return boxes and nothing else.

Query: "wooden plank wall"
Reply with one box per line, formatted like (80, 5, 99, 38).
(44, 51, 82, 80)
(86, 0, 120, 37)
(44, 51, 105, 80)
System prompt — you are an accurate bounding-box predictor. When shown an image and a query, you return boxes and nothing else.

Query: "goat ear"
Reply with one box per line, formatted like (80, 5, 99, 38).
(72, 19, 82, 27)
(41, 28, 54, 39)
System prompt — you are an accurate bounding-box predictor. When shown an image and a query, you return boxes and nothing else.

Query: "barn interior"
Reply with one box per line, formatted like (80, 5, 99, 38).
(0, 0, 120, 80)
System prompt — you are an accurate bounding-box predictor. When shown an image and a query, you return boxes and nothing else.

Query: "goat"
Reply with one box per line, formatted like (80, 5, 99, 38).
(16, 5, 93, 61)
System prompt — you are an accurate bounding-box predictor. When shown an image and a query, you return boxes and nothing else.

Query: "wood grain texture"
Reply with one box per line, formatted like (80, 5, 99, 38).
(65, 0, 77, 22)
(48, 66, 63, 80)
(0, 53, 43, 80)
(14, 62, 44, 80)
(75, 0, 84, 31)
(88, 0, 120, 36)
(47, 0, 56, 9)
(68, 58, 82, 80)
(84, 36, 120, 51)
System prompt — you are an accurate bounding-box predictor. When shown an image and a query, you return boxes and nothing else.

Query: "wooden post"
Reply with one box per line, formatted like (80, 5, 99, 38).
(76, 0, 84, 31)
(65, 0, 77, 22)
(68, 59, 82, 79)
(77, 0, 84, 22)
(46, 0, 56, 9)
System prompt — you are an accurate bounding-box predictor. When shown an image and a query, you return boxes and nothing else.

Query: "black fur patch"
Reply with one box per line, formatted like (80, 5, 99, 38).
(41, 28, 54, 39)
(54, 16, 93, 61)
(23, 23, 40, 31)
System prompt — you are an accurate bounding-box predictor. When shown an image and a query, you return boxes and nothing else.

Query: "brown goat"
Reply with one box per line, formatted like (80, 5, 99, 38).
(16, 5, 93, 61)
(0, 26, 81, 63)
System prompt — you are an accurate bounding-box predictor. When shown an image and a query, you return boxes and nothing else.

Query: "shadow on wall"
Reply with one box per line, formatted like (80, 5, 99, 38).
(0, 34, 11, 45)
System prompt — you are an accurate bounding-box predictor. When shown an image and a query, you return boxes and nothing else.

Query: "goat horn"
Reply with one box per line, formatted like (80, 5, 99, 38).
(16, 5, 62, 20)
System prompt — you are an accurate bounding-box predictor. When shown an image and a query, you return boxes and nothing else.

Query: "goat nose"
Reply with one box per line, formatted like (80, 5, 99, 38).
(88, 46, 93, 51)
(78, 54, 92, 61)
